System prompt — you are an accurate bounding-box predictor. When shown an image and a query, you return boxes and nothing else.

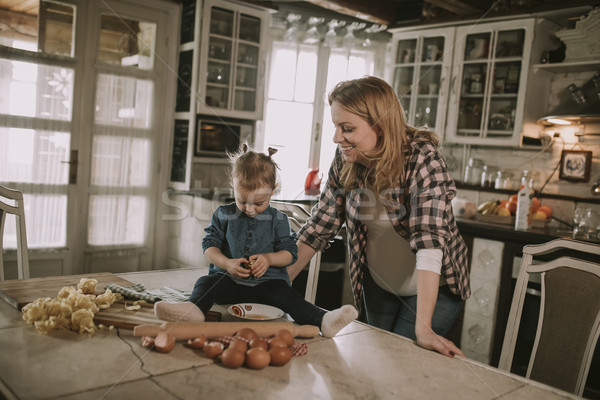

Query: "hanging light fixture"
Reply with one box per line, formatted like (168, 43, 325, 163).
(343, 22, 366, 49)
(303, 17, 325, 44)
(324, 19, 345, 48)
(362, 24, 387, 48)
(283, 13, 302, 43)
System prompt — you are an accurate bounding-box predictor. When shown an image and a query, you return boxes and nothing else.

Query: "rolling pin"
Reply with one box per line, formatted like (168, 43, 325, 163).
(133, 321, 320, 339)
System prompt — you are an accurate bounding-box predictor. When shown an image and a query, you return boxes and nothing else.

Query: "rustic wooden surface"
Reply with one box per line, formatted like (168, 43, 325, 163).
(0, 272, 135, 310)
(0, 272, 223, 329)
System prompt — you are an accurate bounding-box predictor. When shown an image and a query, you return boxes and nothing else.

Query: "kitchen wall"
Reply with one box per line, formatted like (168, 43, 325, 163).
(164, 194, 213, 270)
(443, 119, 600, 232)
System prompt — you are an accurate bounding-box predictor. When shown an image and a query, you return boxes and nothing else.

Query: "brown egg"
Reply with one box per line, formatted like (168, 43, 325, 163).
(245, 347, 270, 370)
(249, 337, 268, 351)
(275, 329, 294, 347)
(269, 346, 292, 366)
(187, 335, 207, 349)
(228, 338, 248, 352)
(235, 328, 258, 342)
(221, 348, 245, 369)
(203, 341, 224, 358)
(154, 331, 176, 353)
(268, 336, 288, 349)
(141, 336, 155, 349)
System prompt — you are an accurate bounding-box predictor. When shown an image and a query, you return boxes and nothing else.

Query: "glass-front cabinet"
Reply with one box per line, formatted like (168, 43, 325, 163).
(198, 0, 267, 119)
(445, 19, 534, 146)
(389, 27, 455, 136)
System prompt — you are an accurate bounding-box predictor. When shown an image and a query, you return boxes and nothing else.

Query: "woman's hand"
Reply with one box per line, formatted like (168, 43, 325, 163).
(416, 330, 465, 358)
(224, 258, 252, 278)
(248, 254, 270, 278)
(415, 270, 464, 358)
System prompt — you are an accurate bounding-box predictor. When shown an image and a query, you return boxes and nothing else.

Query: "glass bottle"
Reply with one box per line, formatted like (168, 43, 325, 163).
(463, 158, 483, 185)
(495, 170, 514, 189)
(515, 183, 533, 231)
(481, 165, 498, 188)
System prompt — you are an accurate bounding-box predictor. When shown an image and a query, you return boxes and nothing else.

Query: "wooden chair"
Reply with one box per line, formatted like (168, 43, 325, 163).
(498, 238, 600, 396)
(0, 185, 30, 280)
(271, 200, 322, 304)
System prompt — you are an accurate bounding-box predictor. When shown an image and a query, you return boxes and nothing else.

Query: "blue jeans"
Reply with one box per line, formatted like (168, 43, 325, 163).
(362, 269, 463, 340)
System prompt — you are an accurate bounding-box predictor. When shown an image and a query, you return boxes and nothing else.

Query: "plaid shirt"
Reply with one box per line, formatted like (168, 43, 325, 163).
(297, 136, 470, 310)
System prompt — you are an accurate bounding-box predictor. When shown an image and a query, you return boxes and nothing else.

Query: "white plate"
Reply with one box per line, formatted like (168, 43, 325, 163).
(227, 303, 284, 321)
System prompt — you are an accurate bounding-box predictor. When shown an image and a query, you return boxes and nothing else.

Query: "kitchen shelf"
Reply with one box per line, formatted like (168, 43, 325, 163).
(532, 60, 600, 73)
(456, 182, 600, 204)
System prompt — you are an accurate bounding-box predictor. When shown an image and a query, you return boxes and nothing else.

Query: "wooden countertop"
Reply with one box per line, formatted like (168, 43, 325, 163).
(0, 268, 579, 399)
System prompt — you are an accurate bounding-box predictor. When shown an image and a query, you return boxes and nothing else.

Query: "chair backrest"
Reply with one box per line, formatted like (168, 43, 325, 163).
(0, 185, 30, 280)
(271, 200, 321, 304)
(498, 238, 600, 396)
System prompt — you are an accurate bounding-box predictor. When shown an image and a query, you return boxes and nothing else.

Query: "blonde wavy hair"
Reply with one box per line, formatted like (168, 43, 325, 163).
(328, 76, 438, 194)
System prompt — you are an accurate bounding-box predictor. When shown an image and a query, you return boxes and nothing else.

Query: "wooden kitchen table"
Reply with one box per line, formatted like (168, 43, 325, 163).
(0, 268, 579, 400)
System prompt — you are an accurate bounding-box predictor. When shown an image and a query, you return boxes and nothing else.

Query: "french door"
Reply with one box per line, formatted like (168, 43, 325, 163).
(0, 0, 179, 277)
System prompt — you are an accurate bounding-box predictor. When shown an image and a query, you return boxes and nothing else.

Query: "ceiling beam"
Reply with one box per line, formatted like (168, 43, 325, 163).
(425, 0, 485, 15)
(304, 0, 394, 25)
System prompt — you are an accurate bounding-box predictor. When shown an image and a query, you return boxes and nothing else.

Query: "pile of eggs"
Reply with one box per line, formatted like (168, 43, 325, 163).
(188, 328, 294, 369)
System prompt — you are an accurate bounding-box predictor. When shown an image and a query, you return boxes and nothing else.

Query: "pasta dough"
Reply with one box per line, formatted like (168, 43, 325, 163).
(22, 278, 120, 335)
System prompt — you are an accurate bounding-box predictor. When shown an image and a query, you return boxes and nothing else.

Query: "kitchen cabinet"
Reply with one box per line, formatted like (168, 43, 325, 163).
(197, 0, 268, 120)
(445, 19, 535, 146)
(169, 0, 267, 190)
(170, 0, 201, 190)
(460, 237, 504, 365)
(388, 27, 455, 136)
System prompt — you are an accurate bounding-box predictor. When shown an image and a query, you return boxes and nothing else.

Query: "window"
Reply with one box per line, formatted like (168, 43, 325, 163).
(0, 1, 76, 248)
(261, 38, 378, 199)
(0, 0, 177, 276)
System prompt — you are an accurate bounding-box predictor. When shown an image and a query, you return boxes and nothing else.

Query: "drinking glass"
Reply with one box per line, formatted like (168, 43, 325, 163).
(573, 207, 592, 239)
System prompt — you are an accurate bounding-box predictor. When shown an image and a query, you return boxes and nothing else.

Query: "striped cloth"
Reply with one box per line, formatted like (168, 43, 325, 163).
(104, 283, 190, 303)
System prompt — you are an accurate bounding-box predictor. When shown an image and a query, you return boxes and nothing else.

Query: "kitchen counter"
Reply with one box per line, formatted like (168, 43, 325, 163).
(0, 268, 579, 400)
(456, 216, 599, 370)
(457, 217, 600, 245)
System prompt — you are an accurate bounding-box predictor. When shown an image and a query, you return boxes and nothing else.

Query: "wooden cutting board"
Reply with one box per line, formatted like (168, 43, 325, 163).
(0, 272, 163, 329)
(95, 301, 162, 329)
(0, 272, 135, 310)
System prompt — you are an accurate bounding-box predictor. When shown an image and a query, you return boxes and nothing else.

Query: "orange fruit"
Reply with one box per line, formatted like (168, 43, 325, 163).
(532, 210, 548, 220)
(505, 201, 517, 215)
(509, 194, 518, 204)
(531, 197, 540, 213)
(497, 207, 511, 217)
(537, 205, 553, 219)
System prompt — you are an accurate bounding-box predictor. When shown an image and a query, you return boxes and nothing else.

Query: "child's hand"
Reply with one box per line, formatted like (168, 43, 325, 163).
(225, 258, 252, 278)
(248, 254, 269, 278)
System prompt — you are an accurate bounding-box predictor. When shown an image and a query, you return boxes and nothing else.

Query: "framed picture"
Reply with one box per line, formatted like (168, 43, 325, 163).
(559, 150, 592, 182)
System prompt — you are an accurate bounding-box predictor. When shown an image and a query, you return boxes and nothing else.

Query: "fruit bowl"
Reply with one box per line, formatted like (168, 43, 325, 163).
(474, 213, 550, 228)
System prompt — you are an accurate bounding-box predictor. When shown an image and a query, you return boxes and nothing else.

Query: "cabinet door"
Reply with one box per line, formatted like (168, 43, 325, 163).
(389, 27, 455, 136)
(198, 0, 267, 120)
(446, 20, 534, 146)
